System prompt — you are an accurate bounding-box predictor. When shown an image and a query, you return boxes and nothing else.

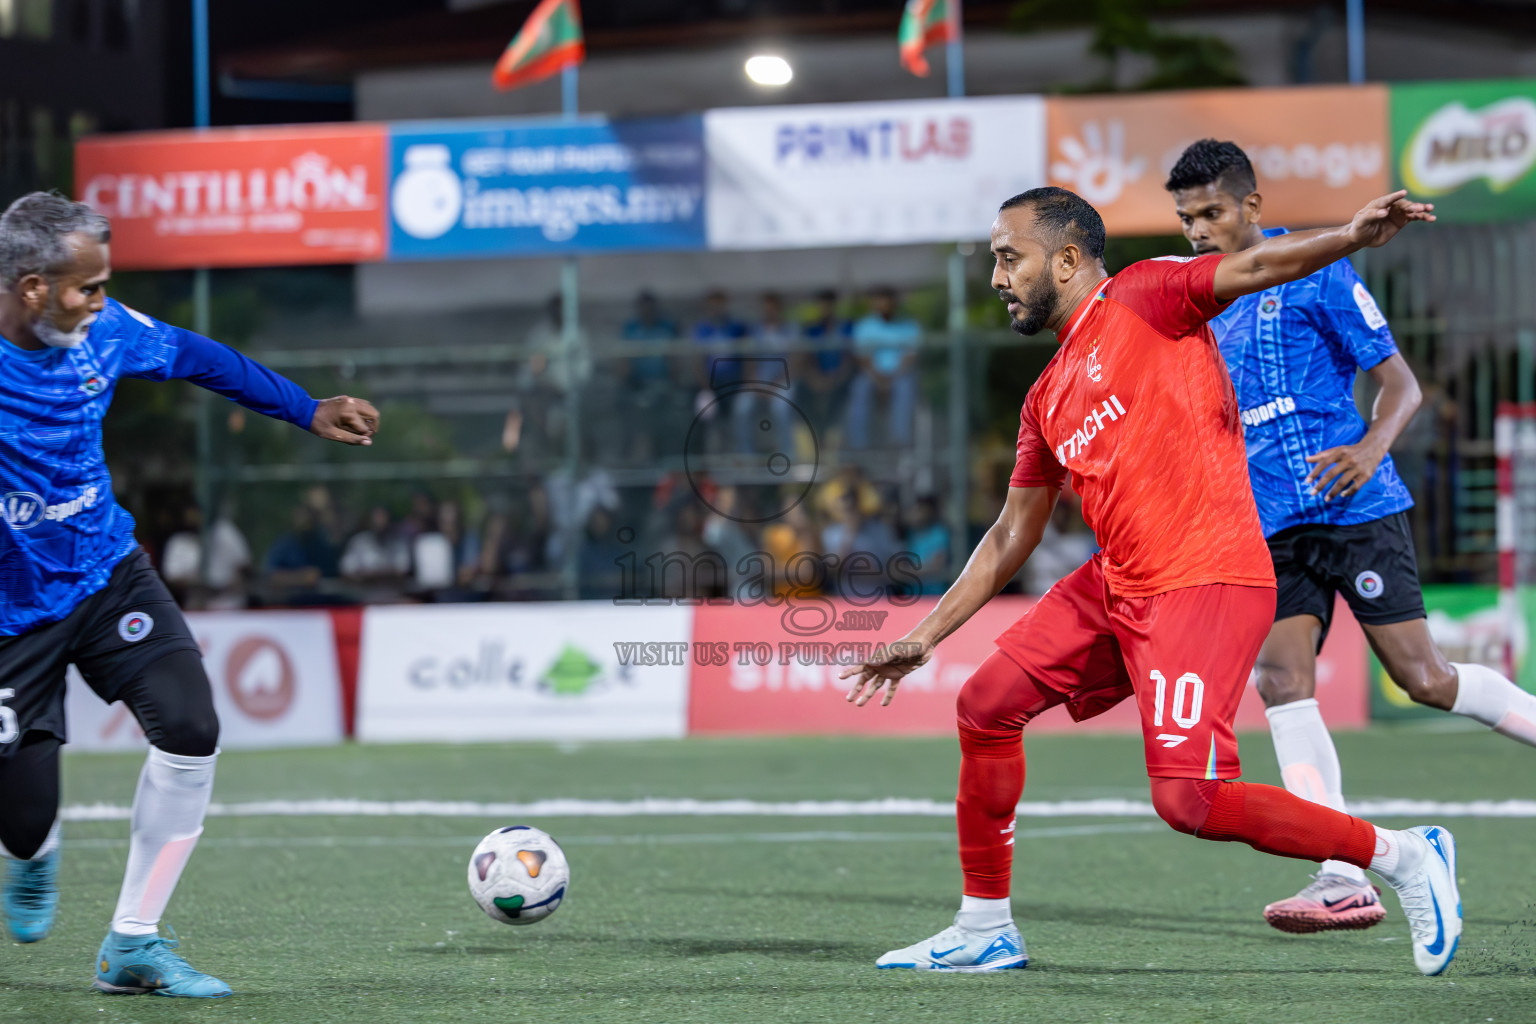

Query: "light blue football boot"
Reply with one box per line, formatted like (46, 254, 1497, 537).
(3, 846, 59, 943)
(1386, 825, 1462, 977)
(876, 919, 1028, 972)
(93, 928, 232, 998)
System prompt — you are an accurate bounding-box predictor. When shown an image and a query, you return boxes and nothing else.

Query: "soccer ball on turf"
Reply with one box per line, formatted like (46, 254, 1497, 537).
(468, 825, 569, 926)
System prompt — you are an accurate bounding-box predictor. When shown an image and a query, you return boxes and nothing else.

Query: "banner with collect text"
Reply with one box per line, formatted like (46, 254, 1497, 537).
(1044, 85, 1391, 237)
(704, 96, 1047, 249)
(355, 602, 692, 742)
(687, 595, 1369, 736)
(1392, 79, 1536, 224)
(63, 611, 345, 751)
(75, 125, 390, 270)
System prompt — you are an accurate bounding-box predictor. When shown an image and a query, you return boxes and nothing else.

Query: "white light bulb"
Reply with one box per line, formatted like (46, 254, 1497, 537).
(745, 55, 793, 87)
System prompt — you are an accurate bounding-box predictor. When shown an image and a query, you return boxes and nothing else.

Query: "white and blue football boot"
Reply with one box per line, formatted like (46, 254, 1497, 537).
(1385, 825, 1462, 976)
(93, 929, 232, 998)
(3, 845, 59, 943)
(876, 920, 1028, 972)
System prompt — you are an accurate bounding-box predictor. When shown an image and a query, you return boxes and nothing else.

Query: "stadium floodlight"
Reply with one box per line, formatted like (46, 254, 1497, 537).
(745, 55, 793, 87)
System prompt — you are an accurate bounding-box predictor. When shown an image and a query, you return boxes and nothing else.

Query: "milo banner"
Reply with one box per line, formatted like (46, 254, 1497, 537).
(1371, 585, 1536, 720)
(1392, 80, 1536, 223)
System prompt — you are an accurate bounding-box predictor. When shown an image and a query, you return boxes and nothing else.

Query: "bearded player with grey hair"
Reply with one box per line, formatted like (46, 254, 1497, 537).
(0, 192, 378, 997)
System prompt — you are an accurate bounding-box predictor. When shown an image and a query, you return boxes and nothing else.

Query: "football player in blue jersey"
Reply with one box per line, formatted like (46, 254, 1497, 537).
(1165, 140, 1536, 934)
(0, 192, 378, 996)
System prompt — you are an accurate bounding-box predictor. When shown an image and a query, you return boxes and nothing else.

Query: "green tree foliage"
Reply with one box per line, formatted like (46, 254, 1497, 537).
(1010, 0, 1246, 92)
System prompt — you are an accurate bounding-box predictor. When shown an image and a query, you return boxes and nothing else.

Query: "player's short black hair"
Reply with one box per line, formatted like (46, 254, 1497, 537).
(1164, 140, 1257, 200)
(0, 191, 110, 289)
(997, 187, 1106, 262)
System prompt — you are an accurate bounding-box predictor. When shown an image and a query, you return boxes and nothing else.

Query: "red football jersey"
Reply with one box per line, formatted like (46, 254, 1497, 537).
(1010, 254, 1276, 598)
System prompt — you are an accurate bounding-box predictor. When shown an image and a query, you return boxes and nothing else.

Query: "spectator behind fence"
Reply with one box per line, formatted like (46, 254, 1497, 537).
(1025, 497, 1098, 595)
(847, 286, 920, 450)
(903, 494, 951, 595)
(691, 289, 748, 451)
(797, 290, 854, 447)
(413, 499, 480, 596)
(339, 506, 411, 583)
(822, 487, 899, 594)
(161, 502, 252, 609)
(517, 294, 593, 457)
(733, 292, 797, 456)
(264, 504, 338, 587)
(622, 290, 681, 460)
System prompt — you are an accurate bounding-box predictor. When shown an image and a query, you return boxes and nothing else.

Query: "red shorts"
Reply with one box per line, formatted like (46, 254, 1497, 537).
(991, 555, 1276, 779)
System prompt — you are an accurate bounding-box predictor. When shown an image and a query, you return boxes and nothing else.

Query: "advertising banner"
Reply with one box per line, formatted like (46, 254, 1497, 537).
(1045, 86, 1390, 237)
(64, 611, 344, 751)
(386, 116, 706, 260)
(704, 96, 1046, 249)
(355, 602, 691, 742)
(689, 595, 1367, 736)
(1392, 80, 1536, 224)
(75, 125, 389, 269)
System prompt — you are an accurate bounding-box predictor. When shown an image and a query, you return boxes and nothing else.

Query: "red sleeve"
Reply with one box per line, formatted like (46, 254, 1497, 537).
(1009, 394, 1067, 491)
(1106, 253, 1231, 339)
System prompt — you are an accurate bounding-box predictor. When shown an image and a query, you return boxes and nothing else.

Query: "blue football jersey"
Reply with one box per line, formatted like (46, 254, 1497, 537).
(1211, 228, 1414, 537)
(0, 298, 317, 635)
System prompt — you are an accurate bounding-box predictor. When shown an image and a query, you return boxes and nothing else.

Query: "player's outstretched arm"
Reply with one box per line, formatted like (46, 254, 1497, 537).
(310, 396, 380, 446)
(842, 485, 1056, 707)
(1212, 191, 1435, 302)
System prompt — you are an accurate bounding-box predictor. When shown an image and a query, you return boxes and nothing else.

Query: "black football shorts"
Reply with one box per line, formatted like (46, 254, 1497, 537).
(1267, 511, 1427, 651)
(0, 549, 201, 756)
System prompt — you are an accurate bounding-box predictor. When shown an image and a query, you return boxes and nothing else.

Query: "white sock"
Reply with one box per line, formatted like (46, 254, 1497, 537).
(110, 747, 217, 936)
(1449, 662, 1536, 747)
(0, 820, 60, 861)
(1264, 698, 1368, 884)
(1369, 826, 1426, 888)
(955, 894, 1012, 933)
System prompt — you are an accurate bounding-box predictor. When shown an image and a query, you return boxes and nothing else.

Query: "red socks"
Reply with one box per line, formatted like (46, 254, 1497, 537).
(956, 726, 1024, 899)
(1150, 777, 1376, 869)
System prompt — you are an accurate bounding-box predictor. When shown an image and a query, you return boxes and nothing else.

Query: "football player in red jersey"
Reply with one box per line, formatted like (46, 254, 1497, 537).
(841, 187, 1461, 977)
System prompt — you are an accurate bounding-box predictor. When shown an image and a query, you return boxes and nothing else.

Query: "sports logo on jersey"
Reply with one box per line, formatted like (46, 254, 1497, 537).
(79, 371, 107, 396)
(1355, 570, 1385, 600)
(1086, 342, 1103, 382)
(1053, 395, 1126, 464)
(1352, 282, 1387, 331)
(2, 491, 45, 530)
(1259, 296, 1281, 318)
(118, 612, 154, 643)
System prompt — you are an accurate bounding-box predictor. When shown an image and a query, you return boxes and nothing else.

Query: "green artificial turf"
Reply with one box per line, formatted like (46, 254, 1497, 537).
(3, 728, 1533, 1023)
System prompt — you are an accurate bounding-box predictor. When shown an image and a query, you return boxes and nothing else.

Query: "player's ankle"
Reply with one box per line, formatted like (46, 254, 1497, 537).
(1369, 827, 1427, 887)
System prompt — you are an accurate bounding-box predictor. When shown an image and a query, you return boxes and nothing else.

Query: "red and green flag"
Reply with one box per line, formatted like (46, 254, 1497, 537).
(492, 0, 585, 92)
(898, 0, 958, 78)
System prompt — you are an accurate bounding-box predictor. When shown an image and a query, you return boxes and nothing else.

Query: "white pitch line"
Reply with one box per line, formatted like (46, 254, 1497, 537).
(59, 823, 1161, 850)
(56, 796, 1536, 822)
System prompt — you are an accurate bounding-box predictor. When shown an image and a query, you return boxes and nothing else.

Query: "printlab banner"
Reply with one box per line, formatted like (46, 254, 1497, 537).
(75, 125, 390, 270)
(1392, 80, 1536, 224)
(704, 96, 1046, 249)
(355, 602, 692, 741)
(64, 611, 345, 751)
(387, 116, 706, 259)
(688, 595, 1370, 735)
(1045, 85, 1390, 237)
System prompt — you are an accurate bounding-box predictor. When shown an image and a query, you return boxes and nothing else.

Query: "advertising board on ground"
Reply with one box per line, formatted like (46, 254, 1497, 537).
(355, 602, 691, 741)
(704, 96, 1046, 249)
(387, 116, 706, 259)
(1045, 85, 1390, 237)
(75, 125, 390, 270)
(64, 611, 344, 751)
(688, 595, 1369, 736)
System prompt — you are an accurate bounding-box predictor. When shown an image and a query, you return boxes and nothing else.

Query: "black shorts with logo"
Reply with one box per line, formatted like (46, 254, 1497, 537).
(1267, 511, 1427, 651)
(0, 549, 201, 756)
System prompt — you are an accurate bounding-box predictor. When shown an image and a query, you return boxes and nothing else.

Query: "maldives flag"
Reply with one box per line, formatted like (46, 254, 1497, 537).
(492, 0, 585, 91)
(898, 0, 958, 78)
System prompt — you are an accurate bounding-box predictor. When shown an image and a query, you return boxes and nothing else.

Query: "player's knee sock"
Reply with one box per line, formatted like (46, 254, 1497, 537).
(1450, 662, 1536, 747)
(110, 746, 217, 936)
(1151, 778, 1376, 868)
(956, 725, 1023, 901)
(1263, 698, 1366, 883)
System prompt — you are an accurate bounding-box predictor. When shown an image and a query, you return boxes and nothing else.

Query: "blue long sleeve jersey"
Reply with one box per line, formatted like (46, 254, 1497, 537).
(1210, 228, 1414, 538)
(0, 298, 317, 634)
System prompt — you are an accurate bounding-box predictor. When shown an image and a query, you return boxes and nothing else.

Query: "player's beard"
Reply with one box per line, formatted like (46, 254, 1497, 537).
(1001, 273, 1060, 337)
(34, 308, 96, 349)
